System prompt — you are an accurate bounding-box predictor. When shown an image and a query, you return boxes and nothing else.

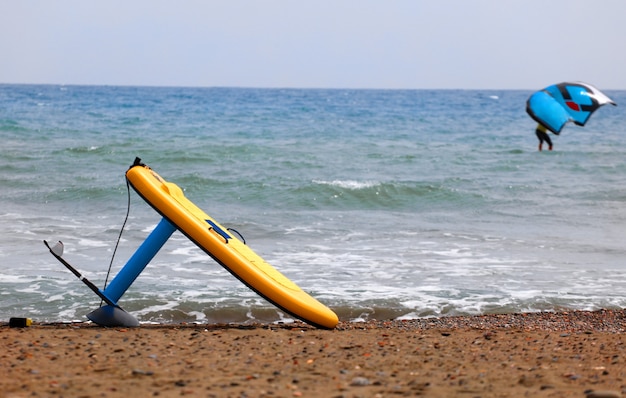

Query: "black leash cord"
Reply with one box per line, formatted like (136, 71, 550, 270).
(101, 178, 132, 306)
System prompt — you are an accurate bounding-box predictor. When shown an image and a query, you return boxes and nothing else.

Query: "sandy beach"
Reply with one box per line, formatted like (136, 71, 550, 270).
(2, 310, 626, 397)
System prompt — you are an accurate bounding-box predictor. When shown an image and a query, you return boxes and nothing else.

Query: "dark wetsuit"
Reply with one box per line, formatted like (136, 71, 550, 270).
(535, 124, 553, 151)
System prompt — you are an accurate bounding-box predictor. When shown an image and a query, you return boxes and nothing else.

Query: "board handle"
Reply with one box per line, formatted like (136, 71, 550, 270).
(206, 219, 231, 243)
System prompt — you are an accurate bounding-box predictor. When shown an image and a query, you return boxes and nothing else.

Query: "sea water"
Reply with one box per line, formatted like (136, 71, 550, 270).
(1, 84, 625, 324)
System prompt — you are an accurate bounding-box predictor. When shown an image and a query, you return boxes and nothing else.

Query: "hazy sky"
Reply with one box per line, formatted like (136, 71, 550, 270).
(2, 1, 624, 89)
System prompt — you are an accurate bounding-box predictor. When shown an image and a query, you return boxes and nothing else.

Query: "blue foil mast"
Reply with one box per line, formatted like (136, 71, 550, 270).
(103, 218, 176, 303)
(86, 218, 177, 327)
(526, 81, 616, 134)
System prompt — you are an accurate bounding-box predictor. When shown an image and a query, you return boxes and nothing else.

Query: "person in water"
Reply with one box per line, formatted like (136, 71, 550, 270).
(535, 123, 554, 151)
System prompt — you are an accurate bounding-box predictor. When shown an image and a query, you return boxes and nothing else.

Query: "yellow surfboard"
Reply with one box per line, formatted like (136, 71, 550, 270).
(126, 161, 338, 329)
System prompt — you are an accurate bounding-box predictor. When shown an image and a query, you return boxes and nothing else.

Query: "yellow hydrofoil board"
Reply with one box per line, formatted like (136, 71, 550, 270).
(125, 159, 338, 329)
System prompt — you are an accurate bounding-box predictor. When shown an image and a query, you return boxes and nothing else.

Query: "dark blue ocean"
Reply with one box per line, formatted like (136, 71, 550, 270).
(1, 84, 625, 325)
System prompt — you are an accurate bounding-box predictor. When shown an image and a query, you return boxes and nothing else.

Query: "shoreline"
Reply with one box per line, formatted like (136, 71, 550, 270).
(2, 309, 625, 397)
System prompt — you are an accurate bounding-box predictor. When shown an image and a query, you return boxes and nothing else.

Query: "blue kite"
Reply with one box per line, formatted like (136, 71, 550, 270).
(526, 82, 616, 151)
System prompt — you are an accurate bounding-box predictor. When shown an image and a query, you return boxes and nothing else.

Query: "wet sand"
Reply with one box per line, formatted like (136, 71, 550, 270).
(2, 310, 626, 397)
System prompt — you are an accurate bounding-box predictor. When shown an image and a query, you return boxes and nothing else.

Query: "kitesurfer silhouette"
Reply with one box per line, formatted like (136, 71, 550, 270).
(535, 123, 554, 151)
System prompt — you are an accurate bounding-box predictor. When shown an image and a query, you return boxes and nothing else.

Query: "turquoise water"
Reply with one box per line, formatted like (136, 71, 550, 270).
(1, 84, 625, 324)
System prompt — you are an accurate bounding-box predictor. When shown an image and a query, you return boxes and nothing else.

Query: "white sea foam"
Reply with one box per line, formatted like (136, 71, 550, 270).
(77, 238, 109, 248)
(313, 179, 378, 190)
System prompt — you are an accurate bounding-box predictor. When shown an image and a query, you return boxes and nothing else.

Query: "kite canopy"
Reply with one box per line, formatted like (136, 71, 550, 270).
(526, 82, 616, 134)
